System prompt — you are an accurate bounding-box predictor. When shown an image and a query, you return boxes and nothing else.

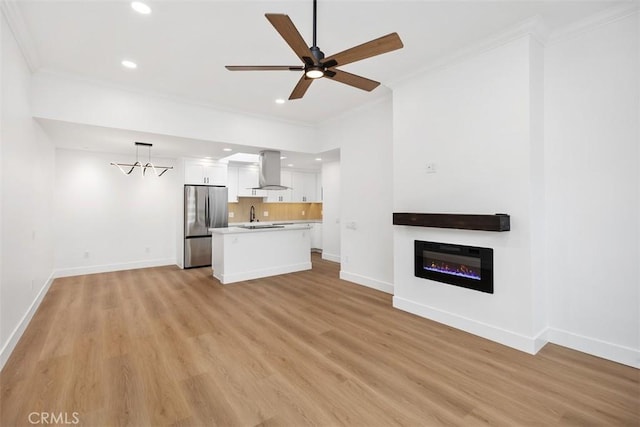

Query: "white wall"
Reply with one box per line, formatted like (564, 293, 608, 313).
(544, 12, 639, 366)
(319, 96, 395, 293)
(54, 149, 178, 276)
(392, 36, 543, 353)
(30, 71, 318, 153)
(1, 11, 55, 369)
(321, 160, 340, 263)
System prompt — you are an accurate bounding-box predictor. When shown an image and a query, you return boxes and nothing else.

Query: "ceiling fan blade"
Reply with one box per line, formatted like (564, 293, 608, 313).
(325, 69, 380, 92)
(226, 65, 304, 71)
(265, 14, 316, 64)
(323, 32, 403, 68)
(289, 75, 313, 100)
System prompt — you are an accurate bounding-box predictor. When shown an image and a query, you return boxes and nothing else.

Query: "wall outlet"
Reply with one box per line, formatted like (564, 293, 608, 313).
(84, 251, 90, 258)
(263, 211, 269, 217)
(229, 212, 235, 218)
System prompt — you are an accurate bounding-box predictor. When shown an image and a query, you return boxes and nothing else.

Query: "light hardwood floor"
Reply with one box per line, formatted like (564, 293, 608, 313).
(1, 254, 638, 426)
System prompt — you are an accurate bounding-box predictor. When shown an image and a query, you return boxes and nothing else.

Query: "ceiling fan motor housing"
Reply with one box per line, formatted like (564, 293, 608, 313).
(310, 46, 325, 63)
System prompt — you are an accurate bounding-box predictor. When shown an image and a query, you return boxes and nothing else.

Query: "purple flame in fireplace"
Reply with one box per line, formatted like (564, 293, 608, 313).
(424, 259, 481, 281)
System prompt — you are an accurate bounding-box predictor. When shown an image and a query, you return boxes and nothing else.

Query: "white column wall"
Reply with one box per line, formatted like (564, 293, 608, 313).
(319, 97, 394, 294)
(321, 160, 341, 263)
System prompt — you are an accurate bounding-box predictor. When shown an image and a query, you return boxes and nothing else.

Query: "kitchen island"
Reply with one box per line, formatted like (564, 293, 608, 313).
(210, 224, 312, 284)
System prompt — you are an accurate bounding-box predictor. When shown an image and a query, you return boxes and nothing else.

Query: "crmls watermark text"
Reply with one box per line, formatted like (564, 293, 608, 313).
(28, 412, 80, 425)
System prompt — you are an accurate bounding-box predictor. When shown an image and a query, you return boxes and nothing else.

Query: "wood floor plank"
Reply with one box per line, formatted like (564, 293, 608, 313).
(1, 254, 638, 426)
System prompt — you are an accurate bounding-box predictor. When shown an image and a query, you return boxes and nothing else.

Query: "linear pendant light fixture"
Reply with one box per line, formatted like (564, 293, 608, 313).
(110, 142, 173, 177)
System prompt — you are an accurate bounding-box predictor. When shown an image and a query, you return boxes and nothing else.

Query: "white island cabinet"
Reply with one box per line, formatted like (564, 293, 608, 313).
(211, 224, 311, 284)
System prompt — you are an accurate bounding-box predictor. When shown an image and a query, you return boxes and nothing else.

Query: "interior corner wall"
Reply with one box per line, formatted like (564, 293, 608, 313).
(392, 36, 540, 353)
(321, 160, 341, 263)
(1, 11, 55, 369)
(544, 12, 639, 367)
(318, 96, 394, 293)
(54, 149, 178, 276)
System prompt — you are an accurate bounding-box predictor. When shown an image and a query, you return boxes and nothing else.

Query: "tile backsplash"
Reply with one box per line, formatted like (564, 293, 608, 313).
(229, 197, 322, 223)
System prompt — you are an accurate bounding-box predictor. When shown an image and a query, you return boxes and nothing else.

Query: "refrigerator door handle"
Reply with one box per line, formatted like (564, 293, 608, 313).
(205, 194, 209, 227)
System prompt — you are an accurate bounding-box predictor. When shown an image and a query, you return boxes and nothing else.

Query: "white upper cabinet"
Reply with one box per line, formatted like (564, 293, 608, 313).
(266, 170, 293, 203)
(227, 165, 239, 202)
(184, 160, 227, 185)
(237, 165, 266, 197)
(291, 171, 318, 202)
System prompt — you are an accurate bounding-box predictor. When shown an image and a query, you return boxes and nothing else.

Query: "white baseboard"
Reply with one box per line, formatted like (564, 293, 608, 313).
(533, 328, 550, 353)
(392, 296, 543, 354)
(322, 252, 341, 263)
(54, 258, 176, 278)
(214, 262, 312, 285)
(0, 272, 55, 371)
(340, 271, 394, 294)
(547, 327, 639, 369)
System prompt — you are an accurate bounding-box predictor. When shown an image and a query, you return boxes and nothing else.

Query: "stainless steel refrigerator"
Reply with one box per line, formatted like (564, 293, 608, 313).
(184, 185, 228, 268)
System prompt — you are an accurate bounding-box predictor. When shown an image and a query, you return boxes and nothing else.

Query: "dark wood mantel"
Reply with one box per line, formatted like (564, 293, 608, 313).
(393, 213, 510, 232)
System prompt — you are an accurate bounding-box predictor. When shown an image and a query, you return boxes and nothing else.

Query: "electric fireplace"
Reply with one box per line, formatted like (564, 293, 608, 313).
(414, 240, 493, 293)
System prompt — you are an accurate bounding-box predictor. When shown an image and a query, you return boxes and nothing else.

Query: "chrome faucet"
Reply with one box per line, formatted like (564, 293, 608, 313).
(250, 205, 256, 222)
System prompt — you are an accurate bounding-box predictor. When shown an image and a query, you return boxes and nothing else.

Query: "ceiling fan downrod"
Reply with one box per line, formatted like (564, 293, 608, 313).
(312, 0, 317, 47)
(309, 0, 324, 63)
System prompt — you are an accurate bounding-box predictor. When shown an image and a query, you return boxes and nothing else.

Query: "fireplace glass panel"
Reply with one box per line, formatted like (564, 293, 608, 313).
(415, 241, 493, 293)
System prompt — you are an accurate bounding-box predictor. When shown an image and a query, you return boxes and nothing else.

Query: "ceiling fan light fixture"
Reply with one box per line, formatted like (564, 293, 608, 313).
(305, 67, 324, 79)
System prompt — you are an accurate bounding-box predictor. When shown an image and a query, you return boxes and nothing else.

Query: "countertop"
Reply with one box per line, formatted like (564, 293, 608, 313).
(210, 223, 311, 235)
(228, 219, 322, 226)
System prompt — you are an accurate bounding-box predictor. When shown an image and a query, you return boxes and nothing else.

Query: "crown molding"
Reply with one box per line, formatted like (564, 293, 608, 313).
(387, 15, 548, 89)
(1, 0, 40, 71)
(547, 2, 639, 45)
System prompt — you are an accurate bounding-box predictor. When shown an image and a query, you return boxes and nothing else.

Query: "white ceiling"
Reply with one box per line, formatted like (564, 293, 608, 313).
(12, 0, 626, 162)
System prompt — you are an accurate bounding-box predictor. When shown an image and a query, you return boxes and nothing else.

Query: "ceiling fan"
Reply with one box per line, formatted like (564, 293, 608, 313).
(225, 0, 404, 100)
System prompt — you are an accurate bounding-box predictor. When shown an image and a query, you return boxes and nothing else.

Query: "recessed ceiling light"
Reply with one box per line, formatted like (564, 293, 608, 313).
(287, 163, 294, 167)
(121, 60, 137, 69)
(223, 148, 233, 152)
(315, 158, 322, 161)
(131, 1, 151, 14)
(280, 156, 287, 160)
(275, 98, 286, 104)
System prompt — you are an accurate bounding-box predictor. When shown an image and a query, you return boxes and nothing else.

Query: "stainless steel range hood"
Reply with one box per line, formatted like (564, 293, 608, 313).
(254, 150, 288, 190)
